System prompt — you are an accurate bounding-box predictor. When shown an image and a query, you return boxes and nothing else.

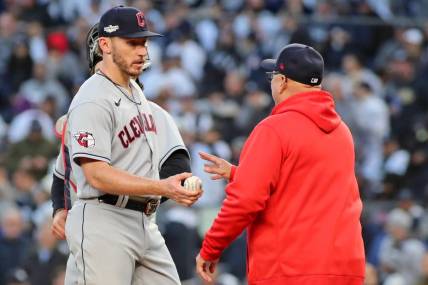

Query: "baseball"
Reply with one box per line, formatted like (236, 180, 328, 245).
(184, 176, 202, 192)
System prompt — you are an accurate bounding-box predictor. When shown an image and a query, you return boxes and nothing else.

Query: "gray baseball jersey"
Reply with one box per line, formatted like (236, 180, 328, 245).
(66, 73, 177, 199)
(53, 87, 187, 205)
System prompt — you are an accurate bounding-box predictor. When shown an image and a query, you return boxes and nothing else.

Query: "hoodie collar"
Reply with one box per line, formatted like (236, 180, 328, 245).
(271, 90, 341, 133)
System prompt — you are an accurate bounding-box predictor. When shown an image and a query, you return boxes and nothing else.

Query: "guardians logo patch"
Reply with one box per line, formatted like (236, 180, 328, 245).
(74, 131, 95, 148)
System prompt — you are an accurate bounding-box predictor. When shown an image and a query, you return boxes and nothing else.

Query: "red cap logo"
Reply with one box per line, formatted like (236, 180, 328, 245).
(279, 63, 285, 71)
(136, 12, 146, 28)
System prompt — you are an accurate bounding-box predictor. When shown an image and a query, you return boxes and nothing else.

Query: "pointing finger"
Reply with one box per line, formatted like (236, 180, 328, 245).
(199, 152, 219, 163)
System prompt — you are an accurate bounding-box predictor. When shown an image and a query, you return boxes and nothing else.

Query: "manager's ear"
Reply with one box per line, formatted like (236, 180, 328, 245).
(280, 76, 288, 93)
(98, 37, 112, 55)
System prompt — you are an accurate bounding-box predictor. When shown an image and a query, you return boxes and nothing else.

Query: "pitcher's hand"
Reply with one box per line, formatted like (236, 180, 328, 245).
(161, 172, 202, 206)
(51, 209, 67, 240)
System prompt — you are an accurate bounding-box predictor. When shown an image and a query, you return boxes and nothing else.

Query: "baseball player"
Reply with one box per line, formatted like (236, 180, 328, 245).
(51, 21, 202, 285)
(51, 23, 191, 241)
(55, 6, 202, 285)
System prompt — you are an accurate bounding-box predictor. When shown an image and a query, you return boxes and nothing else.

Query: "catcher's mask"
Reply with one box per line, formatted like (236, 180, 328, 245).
(85, 22, 152, 74)
(86, 23, 102, 73)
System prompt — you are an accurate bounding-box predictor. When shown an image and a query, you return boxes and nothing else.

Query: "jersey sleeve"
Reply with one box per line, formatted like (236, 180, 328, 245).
(54, 150, 65, 179)
(68, 102, 112, 165)
(150, 102, 189, 168)
(51, 174, 65, 213)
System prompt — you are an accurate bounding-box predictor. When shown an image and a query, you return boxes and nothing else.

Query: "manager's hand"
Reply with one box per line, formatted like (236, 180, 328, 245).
(196, 253, 219, 283)
(199, 151, 233, 181)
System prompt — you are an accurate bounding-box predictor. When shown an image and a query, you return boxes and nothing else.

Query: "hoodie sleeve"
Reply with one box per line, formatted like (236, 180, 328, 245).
(229, 165, 237, 181)
(200, 123, 283, 261)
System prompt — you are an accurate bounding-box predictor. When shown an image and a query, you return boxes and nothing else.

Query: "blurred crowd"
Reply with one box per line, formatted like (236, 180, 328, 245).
(1, 0, 428, 284)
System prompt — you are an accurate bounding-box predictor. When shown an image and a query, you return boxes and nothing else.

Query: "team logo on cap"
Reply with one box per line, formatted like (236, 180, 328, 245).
(311, 78, 319, 84)
(74, 131, 95, 148)
(136, 12, 146, 28)
(104, 25, 119, 33)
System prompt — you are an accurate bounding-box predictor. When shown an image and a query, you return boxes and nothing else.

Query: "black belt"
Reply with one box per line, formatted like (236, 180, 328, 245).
(98, 194, 160, 216)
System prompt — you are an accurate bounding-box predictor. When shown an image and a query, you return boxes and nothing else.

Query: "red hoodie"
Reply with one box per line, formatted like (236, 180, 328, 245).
(200, 90, 365, 285)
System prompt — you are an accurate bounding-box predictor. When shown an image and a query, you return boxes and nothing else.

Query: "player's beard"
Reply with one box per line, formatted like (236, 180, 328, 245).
(111, 48, 142, 78)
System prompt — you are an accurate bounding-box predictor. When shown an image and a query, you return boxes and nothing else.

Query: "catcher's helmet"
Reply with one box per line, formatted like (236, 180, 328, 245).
(86, 23, 102, 73)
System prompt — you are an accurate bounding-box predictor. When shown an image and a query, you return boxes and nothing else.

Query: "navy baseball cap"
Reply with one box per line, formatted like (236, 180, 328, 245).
(99, 6, 162, 38)
(261, 43, 324, 86)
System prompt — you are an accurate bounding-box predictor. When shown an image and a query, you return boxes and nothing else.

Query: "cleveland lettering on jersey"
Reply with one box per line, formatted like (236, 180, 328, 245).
(118, 113, 157, 148)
